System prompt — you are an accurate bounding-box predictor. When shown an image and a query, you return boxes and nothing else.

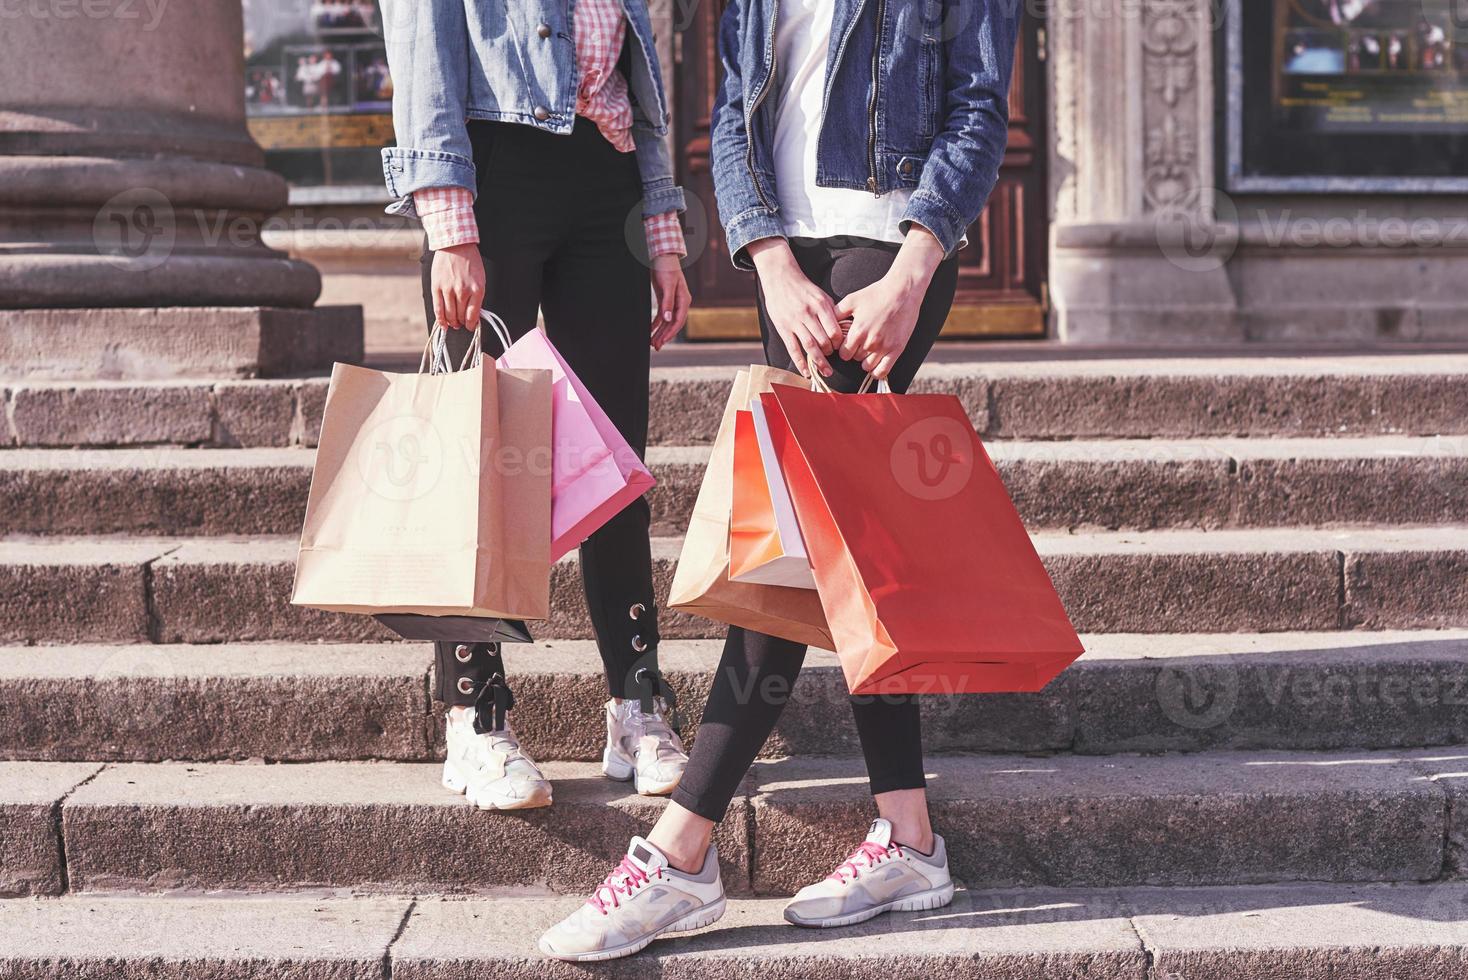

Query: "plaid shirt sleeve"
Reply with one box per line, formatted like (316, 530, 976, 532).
(643, 210, 686, 259)
(417, 189, 681, 258)
(414, 187, 479, 250)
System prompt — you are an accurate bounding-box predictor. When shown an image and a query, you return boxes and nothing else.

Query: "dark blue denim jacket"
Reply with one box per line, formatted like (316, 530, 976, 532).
(711, 0, 1018, 267)
(380, 0, 685, 219)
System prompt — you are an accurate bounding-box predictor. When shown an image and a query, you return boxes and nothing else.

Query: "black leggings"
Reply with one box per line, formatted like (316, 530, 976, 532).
(671, 236, 960, 821)
(422, 119, 662, 709)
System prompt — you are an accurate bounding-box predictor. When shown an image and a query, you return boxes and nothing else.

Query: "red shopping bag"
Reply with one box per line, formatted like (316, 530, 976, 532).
(761, 382, 1083, 695)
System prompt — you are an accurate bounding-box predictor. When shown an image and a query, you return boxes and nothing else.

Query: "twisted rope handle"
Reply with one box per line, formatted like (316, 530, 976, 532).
(808, 370, 892, 394)
(479, 310, 514, 356)
(419, 322, 484, 375)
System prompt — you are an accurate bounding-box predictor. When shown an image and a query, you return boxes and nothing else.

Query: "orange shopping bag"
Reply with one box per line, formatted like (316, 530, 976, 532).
(667, 367, 831, 648)
(729, 404, 816, 589)
(760, 379, 1083, 695)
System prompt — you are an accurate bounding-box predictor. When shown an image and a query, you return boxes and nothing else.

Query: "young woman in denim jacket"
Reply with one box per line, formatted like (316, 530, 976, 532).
(381, 0, 692, 813)
(540, 0, 1019, 961)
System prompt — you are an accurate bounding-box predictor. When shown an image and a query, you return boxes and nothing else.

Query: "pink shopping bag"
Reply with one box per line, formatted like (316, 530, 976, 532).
(483, 313, 656, 561)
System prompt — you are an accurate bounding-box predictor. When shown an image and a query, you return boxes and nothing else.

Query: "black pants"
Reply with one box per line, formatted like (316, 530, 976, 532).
(671, 236, 961, 822)
(422, 119, 661, 709)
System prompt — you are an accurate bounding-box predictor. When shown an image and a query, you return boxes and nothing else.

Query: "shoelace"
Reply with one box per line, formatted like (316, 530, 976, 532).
(587, 856, 662, 914)
(634, 667, 683, 736)
(472, 672, 515, 734)
(828, 840, 902, 883)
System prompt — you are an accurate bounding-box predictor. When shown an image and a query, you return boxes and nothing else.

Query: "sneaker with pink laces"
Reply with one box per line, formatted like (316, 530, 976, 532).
(782, 818, 953, 928)
(537, 837, 725, 961)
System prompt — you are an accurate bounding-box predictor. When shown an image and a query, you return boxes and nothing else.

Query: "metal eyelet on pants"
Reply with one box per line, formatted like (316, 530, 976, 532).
(454, 645, 473, 663)
(631, 634, 648, 653)
(629, 603, 646, 620)
(456, 677, 475, 696)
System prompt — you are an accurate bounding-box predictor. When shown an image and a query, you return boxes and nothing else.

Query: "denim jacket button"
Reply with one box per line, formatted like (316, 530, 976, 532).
(533, 106, 550, 121)
(900, 159, 914, 175)
(536, 23, 552, 38)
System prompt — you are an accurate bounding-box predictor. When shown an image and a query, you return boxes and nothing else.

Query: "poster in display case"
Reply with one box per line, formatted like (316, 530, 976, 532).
(1227, 0, 1468, 191)
(243, 0, 394, 191)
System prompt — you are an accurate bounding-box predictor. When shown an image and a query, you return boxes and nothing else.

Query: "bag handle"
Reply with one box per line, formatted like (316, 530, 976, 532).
(808, 370, 892, 395)
(418, 321, 489, 375)
(479, 310, 514, 355)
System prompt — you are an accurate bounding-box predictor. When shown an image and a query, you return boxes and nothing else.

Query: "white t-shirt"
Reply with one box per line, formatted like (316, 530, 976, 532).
(772, 0, 912, 244)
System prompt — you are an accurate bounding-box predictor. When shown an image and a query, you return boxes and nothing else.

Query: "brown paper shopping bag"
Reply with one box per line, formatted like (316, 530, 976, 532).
(668, 366, 832, 649)
(291, 329, 552, 620)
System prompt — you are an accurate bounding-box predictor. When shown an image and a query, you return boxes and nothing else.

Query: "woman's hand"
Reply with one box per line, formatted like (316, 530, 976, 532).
(837, 227, 945, 380)
(430, 243, 486, 329)
(749, 238, 843, 378)
(650, 254, 691, 350)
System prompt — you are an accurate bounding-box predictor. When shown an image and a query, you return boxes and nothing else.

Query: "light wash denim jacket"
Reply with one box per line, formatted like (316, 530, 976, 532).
(380, 0, 685, 219)
(712, 0, 1018, 267)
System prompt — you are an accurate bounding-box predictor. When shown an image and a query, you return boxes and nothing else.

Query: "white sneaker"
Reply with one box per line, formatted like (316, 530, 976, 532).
(441, 709, 552, 810)
(602, 697, 688, 796)
(538, 837, 725, 962)
(782, 818, 954, 928)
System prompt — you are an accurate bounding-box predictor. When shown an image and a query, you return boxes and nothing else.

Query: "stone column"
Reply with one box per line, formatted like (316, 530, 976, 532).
(1048, 0, 1236, 343)
(0, 0, 360, 378)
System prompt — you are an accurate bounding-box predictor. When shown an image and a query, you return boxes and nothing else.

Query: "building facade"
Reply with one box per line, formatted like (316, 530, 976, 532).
(250, 0, 1468, 348)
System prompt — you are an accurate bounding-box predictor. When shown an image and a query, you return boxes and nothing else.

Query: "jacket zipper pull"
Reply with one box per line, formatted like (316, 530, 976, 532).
(866, 176, 877, 194)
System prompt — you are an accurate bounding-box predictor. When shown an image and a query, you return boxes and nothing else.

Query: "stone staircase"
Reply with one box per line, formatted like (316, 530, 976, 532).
(4, 350, 1468, 976)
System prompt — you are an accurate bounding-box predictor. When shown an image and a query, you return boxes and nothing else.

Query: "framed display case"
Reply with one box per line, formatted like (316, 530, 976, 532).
(1226, 0, 1468, 192)
(243, 0, 394, 198)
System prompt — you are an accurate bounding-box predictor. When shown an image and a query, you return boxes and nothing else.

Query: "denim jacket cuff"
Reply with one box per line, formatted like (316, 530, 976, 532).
(381, 147, 477, 203)
(900, 191, 966, 259)
(641, 178, 686, 218)
(724, 207, 786, 271)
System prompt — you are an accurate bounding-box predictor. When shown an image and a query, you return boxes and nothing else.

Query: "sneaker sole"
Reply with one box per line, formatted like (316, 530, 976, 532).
(603, 748, 682, 797)
(442, 765, 552, 811)
(783, 880, 954, 929)
(538, 896, 727, 962)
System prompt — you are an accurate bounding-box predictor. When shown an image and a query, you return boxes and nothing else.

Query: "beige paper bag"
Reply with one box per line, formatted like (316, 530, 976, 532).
(291, 354, 552, 620)
(668, 366, 833, 650)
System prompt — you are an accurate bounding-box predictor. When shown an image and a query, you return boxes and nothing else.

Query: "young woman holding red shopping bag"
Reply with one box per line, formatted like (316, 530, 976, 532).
(539, 0, 1020, 961)
(382, 0, 692, 811)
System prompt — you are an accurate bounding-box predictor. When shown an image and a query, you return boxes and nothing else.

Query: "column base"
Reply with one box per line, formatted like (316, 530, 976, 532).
(1051, 223, 1468, 345)
(0, 307, 364, 380)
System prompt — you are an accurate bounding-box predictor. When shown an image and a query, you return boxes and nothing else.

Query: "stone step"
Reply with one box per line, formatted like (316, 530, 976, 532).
(8, 746, 1462, 895)
(3, 527, 1465, 644)
(5, 882, 1468, 979)
(4, 352, 1466, 448)
(4, 632, 1467, 765)
(5, 435, 1466, 538)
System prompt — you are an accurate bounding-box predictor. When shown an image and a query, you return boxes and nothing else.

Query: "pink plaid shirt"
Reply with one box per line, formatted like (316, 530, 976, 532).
(416, 0, 685, 258)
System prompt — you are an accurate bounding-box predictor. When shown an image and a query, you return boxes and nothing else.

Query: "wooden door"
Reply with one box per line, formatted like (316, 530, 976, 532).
(674, 3, 1048, 339)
